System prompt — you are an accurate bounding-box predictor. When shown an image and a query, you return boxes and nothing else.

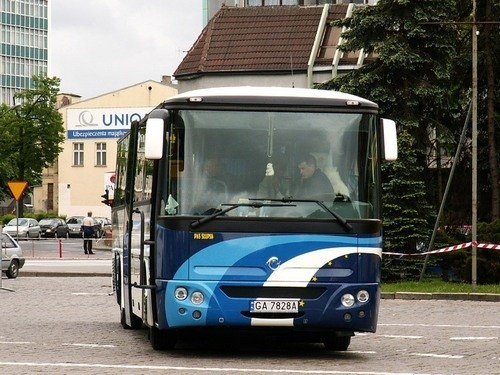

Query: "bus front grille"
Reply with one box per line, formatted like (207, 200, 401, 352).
(220, 286, 328, 299)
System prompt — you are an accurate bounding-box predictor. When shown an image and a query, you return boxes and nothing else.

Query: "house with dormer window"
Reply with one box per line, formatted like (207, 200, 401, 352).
(175, 4, 375, 93)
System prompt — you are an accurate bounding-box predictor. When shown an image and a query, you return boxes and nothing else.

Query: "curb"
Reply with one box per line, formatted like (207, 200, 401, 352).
(19, 271, 111, 277)
(381, 292, 500, 302)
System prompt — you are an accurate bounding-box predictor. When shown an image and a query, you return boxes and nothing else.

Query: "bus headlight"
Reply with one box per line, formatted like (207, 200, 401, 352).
(191, 291, 204, 305)
(174, 287, 188, 301)
(341, 293, 355, 307)
(357, 290, 369, 303)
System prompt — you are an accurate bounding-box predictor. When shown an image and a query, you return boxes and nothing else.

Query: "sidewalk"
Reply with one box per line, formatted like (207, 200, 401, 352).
(17, 239, 112, 277)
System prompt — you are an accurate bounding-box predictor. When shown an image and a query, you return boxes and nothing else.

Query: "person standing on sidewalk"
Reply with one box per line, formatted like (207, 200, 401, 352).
(81, 212, 95, 255)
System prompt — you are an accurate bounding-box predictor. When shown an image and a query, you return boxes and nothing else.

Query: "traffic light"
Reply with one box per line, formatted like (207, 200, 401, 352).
(101, 189, 111, 206)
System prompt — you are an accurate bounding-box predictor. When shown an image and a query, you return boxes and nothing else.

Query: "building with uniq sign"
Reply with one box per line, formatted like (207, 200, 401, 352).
(33, 79, 177, 218)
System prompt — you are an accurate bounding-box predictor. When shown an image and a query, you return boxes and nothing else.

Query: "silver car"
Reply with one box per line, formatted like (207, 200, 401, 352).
(1, 232, 25, 278)
(3, 218, 41, 240)
(66, 216, 84, 238)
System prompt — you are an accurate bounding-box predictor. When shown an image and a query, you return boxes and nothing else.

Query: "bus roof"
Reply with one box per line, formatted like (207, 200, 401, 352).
(162, 87, 378, 110)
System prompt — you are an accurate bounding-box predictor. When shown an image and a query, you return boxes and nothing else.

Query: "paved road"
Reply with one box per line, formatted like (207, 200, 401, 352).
(0, 277, 498, 375)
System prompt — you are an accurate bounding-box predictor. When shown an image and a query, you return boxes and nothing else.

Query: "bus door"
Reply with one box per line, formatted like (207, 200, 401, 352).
(120, 120, 145, 328)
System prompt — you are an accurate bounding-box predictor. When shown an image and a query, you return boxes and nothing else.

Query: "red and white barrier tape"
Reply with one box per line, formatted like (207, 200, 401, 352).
(478, 243, 500, 250)
(383, 242, 500, 257)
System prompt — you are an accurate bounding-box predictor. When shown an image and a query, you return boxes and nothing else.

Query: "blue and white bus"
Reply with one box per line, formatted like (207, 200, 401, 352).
(111, 87, 397, 351)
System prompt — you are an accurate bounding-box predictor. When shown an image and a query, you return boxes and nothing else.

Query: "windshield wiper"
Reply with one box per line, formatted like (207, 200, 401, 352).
(269, 197, 352, 232)
(190, 198, 351, 232)
(190, 201, 294, 229)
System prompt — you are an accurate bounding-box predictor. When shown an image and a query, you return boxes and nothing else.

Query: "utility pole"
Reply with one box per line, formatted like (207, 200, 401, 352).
(471, 0, 478, 291)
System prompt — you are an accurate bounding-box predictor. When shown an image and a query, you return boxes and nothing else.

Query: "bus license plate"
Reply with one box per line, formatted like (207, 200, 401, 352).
(250, 299, 299, 313)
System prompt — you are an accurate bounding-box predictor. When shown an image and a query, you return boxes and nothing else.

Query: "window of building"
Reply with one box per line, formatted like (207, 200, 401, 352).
(73, 143, 84, 166)
(96, 142, 107, 166)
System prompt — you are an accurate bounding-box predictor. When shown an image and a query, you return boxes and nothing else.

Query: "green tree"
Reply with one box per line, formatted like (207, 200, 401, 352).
(478, 0, 500, 220)
(316, 0, 475, 251)
(383, 128, 435, 253)
(319, 0, 465, 123)
(0, 107, 16, 201)
(381, 128, 436, 280)
(319, 0, 499, 223)
(0, 75, 64, 216)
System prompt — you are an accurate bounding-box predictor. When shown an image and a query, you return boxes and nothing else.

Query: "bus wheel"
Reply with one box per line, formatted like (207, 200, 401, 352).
(323, 335, 351, 351)
(149, 326, 176, 351)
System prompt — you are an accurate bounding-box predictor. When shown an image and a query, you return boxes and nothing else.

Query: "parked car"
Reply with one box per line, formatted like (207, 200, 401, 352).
(1, 232, 25, 278)
(94, 217, 111, 237)
(39, 218, 70, 238)
(2, 218, 40, 240)
(67, 216, 101, 238)
(66, 216, 84, 238)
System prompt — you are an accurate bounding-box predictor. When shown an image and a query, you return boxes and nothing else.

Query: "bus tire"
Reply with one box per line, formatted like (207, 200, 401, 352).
(323, 335, 351, 351)
(149, 326, 176, 351)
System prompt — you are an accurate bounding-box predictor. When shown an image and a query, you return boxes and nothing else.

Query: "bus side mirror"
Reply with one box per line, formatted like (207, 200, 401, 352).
(145, 109, 170, 159)
(381, 118, 398, 161)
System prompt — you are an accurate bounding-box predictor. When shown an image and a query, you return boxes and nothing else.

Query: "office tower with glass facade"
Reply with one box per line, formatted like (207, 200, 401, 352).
(0, 0, 48, 105)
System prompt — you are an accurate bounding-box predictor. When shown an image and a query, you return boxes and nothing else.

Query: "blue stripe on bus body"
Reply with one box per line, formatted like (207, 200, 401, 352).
(163, 233, 381, 329)
(174, 234, 380, 279)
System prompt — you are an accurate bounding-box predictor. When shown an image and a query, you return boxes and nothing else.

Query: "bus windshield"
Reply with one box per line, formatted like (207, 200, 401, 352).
(160, 109, 380, 220)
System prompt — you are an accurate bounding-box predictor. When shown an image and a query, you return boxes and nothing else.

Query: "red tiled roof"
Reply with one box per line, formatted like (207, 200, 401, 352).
(174, 5, 352, 78)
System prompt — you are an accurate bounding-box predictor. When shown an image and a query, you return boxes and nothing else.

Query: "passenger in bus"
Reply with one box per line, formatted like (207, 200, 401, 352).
(257, 157, 288, 199)
(295, 154, 334, 198)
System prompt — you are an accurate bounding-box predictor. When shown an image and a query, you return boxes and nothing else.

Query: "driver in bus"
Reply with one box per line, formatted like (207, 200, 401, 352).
(295, 154, 334, 198)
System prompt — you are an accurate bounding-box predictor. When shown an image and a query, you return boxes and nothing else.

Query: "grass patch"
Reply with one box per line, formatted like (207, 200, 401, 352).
(381, 280, 500, 294)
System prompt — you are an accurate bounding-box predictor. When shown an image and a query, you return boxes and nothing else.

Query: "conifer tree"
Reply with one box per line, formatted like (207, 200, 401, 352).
(317, 0, 466, 264)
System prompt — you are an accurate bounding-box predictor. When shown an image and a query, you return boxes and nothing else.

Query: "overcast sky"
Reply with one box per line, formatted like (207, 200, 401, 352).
(49, 0, 203, 99)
